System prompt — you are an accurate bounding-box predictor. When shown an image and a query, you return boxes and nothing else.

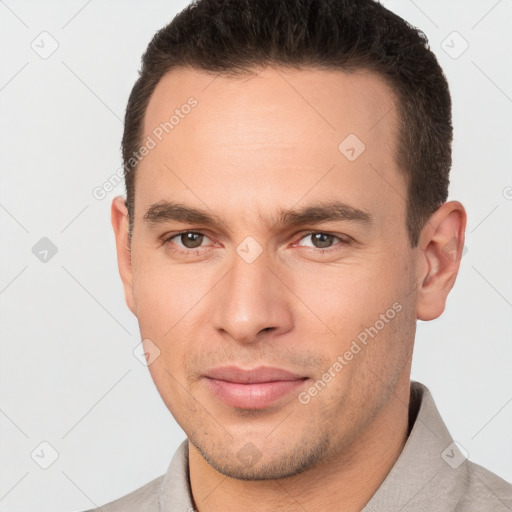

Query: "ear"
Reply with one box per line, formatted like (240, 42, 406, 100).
(111, 196, 136, 315)
(416, 201, 467, 321)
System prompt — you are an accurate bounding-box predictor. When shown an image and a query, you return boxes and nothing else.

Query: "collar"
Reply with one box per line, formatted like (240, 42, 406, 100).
(362, 380, 468, 511)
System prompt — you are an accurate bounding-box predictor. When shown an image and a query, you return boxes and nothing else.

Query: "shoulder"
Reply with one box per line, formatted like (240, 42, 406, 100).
(78, 473, 165, 512)
(455, 460, 512, 511)
(76, 439, 191, 512)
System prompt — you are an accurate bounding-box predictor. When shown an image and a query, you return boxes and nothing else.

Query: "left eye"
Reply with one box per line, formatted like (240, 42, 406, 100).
(296, 232, 345, 250)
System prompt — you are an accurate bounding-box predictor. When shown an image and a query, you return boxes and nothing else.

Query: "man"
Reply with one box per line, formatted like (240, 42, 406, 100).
(87, 0, 512, 510)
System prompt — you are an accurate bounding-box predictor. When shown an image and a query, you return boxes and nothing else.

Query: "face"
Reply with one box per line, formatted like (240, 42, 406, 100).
(112, 66, 450, 479)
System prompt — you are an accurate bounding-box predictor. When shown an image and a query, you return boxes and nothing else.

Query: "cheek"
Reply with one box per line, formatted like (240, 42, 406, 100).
(290, 260, 399, 336)
(289, 254, 414, 387)
(131, 255, 207, 337)
(145, 355, 202, 436)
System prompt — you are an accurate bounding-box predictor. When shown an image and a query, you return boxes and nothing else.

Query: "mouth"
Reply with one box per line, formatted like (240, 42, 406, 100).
(203, 366, 309, 409)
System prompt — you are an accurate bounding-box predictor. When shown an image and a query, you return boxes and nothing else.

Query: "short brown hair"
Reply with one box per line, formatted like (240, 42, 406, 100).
(122, 0, 452, 247)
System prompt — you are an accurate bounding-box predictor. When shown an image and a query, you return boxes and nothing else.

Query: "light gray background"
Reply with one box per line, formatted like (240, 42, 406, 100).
(0, 1, 511, 510)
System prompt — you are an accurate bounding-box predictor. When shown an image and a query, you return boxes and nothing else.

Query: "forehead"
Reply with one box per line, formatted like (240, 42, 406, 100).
(136, 65, 405, 233)
(143, 65, 398, 147)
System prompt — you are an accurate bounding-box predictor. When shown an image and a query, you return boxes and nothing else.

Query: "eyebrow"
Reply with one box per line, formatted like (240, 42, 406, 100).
(143, 200, 373, 232)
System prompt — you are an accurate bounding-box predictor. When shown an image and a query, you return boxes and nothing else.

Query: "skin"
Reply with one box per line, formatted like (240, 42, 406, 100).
(111, 66, 466, 511)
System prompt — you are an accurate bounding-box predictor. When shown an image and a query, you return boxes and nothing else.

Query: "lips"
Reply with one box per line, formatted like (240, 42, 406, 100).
(206, 366, 305, 383)
(204, 366, 308, 409)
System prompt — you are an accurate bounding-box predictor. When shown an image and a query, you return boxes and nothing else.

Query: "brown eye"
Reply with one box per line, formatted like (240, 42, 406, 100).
(298, 232, 342, 249)
(310, 233, 336, 248)
(177, 232, 204, 249)
(161, 230, 216, 257)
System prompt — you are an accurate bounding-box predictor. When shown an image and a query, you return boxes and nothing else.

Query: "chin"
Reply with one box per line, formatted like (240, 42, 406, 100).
(191, 432, 332, 481)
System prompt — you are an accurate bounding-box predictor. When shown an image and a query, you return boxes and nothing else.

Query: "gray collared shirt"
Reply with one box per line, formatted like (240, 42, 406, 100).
(83, 381, 512, 511)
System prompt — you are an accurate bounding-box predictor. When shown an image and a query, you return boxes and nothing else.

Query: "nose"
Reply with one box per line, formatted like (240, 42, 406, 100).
(211, 244, 294, 345)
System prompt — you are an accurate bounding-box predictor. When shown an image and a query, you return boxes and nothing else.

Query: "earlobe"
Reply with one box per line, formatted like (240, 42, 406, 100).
(416, 201, 467, 321)
(111, 196, 136, 315)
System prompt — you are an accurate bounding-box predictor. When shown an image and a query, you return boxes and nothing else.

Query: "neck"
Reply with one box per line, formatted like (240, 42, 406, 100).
(189, 377, 412, 512)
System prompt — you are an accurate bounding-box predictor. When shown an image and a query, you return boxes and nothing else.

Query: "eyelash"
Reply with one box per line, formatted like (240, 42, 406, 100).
(160, 231, 351, 257)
